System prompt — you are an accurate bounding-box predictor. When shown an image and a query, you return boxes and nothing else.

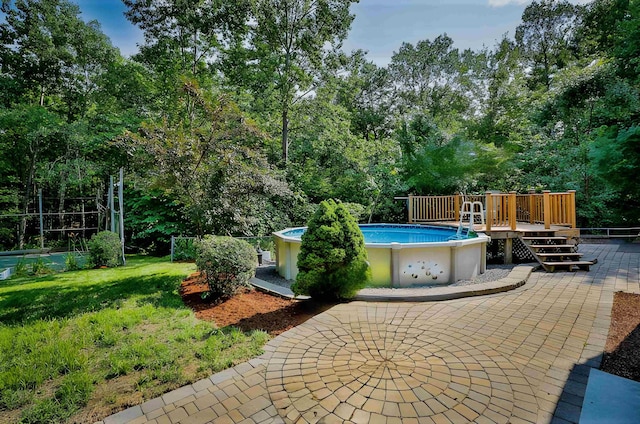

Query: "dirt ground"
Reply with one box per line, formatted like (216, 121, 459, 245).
(180, 272, 334, 336)
(600, 291, 640, 382)
(181, 275, 640, 383)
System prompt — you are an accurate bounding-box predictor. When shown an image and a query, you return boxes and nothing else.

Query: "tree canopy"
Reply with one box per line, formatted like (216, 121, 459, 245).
(1, 0, 639, 251)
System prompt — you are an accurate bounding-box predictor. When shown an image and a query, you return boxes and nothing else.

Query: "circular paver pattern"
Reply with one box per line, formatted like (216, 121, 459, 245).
(266, 304, 534, 423)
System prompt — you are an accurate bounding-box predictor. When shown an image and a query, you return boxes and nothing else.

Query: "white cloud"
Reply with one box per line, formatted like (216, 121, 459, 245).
(489, 0, 591, 6)
(488, 0, 529, 6)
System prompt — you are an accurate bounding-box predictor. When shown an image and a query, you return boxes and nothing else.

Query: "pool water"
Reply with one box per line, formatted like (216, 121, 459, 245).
(281, 224, 472, 244)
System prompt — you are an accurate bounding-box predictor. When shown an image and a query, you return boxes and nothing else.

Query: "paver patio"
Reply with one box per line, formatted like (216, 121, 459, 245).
(100, 243, 640, 424)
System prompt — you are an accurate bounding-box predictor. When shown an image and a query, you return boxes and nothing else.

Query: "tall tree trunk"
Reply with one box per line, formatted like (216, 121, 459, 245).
(59, 169, 67, 231)
(282, 106, 289, 163)
(19, 151, 38, 249)
(19, 209, 27, 250)
(281, 49, 292, 164)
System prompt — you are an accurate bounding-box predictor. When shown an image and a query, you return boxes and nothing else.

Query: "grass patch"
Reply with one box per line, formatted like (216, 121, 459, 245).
(0, 256, 269, 424)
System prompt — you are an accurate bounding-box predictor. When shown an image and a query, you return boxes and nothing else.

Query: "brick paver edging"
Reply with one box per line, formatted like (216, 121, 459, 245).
(96, 352, 280, 424)
(353, 265, 533, 302)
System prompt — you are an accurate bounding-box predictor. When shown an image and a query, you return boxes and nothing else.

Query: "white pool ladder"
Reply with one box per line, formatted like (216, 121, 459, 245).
(460, 195, 484, 232)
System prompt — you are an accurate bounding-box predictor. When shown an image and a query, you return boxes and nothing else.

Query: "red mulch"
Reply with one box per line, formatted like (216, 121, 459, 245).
(179, 272, 333, 336)
(601, 291, 640, 382)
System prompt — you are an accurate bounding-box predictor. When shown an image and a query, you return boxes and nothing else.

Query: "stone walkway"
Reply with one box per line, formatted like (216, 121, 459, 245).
(101, 243, 640, 424)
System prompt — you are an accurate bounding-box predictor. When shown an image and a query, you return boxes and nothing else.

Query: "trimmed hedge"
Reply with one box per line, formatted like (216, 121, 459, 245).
(194, 236, 256, 299)
(292, 199, 371, 300)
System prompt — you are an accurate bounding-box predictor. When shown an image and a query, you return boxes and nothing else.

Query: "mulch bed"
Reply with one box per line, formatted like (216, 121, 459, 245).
(601, 291, 640, 382)
(179, 272, 333, 336)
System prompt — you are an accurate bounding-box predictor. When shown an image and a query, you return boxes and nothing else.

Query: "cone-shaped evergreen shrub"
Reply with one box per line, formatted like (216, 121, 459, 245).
(292, 199, 371, 300)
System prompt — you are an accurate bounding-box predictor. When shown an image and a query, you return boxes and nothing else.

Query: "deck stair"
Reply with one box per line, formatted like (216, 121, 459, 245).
(519, 230, 596, 272)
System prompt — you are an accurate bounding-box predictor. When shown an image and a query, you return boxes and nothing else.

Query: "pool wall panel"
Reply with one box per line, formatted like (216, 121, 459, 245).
(397, 247, 451, 286)
(366, 248, 392, 287)
(453, 243, 483, 281)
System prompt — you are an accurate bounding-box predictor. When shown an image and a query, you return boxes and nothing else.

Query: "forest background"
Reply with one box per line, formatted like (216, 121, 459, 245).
(1, 0, 639, 253)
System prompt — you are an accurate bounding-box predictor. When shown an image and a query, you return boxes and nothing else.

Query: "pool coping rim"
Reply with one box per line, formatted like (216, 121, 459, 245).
(353, 265, 534, 302)
(251, 265, 534, 303)
(273, 224, 490, 249)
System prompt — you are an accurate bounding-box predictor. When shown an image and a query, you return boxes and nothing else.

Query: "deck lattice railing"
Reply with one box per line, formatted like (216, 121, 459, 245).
(405, 190, 576, 230)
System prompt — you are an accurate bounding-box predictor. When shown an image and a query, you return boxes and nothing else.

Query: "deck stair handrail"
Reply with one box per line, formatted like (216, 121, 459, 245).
(405, 190, 577, 230)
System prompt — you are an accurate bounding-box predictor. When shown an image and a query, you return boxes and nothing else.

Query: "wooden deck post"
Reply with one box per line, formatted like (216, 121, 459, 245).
(528, 189, 535, 224)
(568, 190, 577, 228)
(454, 194, 460, 223)
(509, 191, 517, 230)
(408, 195, 414, 223)
(485, 192, 493, 231)
(543, 190, 551, 229)
(504, 239, 513, 264)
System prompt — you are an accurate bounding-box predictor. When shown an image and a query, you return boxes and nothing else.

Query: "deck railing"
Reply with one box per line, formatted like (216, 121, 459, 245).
(404, 190, 576, 230)
(407, 195, 457, 223)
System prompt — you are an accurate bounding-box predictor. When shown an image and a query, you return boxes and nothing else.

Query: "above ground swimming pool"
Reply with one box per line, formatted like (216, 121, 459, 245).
(273, 224, 490, 288)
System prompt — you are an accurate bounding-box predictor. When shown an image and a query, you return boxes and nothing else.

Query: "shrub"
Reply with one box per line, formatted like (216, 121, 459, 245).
(30, 258, 53, 276)
(194, 236, 256, 299)
(87, 231, 122, 268)
(342, 202, 367, 222)
(172, 237, 196, 261)
(13, 259, 29, 278)
(64, 253, 81, 271)
(292, 199, 371, 300)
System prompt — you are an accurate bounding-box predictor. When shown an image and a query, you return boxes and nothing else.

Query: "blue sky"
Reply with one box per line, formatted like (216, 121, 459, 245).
(76, 0, 144, 58)
(76, 0, 588, 66)
(344, 0, 528, 65)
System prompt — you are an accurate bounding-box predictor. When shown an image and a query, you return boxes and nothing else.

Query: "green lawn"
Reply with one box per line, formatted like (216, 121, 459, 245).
(0, 256, 269, 424)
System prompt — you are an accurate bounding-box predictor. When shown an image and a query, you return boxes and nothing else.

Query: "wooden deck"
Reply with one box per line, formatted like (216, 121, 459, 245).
(429, 221, 577, 236)
(399, 191, 581, 264)
(432, 221, 581, 264)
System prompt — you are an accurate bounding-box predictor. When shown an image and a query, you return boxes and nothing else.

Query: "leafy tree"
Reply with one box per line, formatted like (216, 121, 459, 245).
(516, 0, 580, 91)
(121, 82, 293, 237)
(124, 188, 189, 254)
(389, 35, 472, 132)
(0, 188, 20, 250)
(470, 37, 530, 150)
(292, 199, 370, 300)
(250, 0, 357, 162)
(335, 50, 396, 141)
(93, 58, 155, 121)
(591, 126, 640, 223)
(614, 0, 640, 80)
(0, 0, 133, 250)
(0, 105, 64, 247)
(576, 0, 630, 56)
(522, 51, 639, 225)
(124, 0, 249, 76)
(124, 0, 251, 121)
(284, 78, 404, 222)
(398, 114, 505, 195)
(288, 89, 376, 205)
(0, 0, 117, 117)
